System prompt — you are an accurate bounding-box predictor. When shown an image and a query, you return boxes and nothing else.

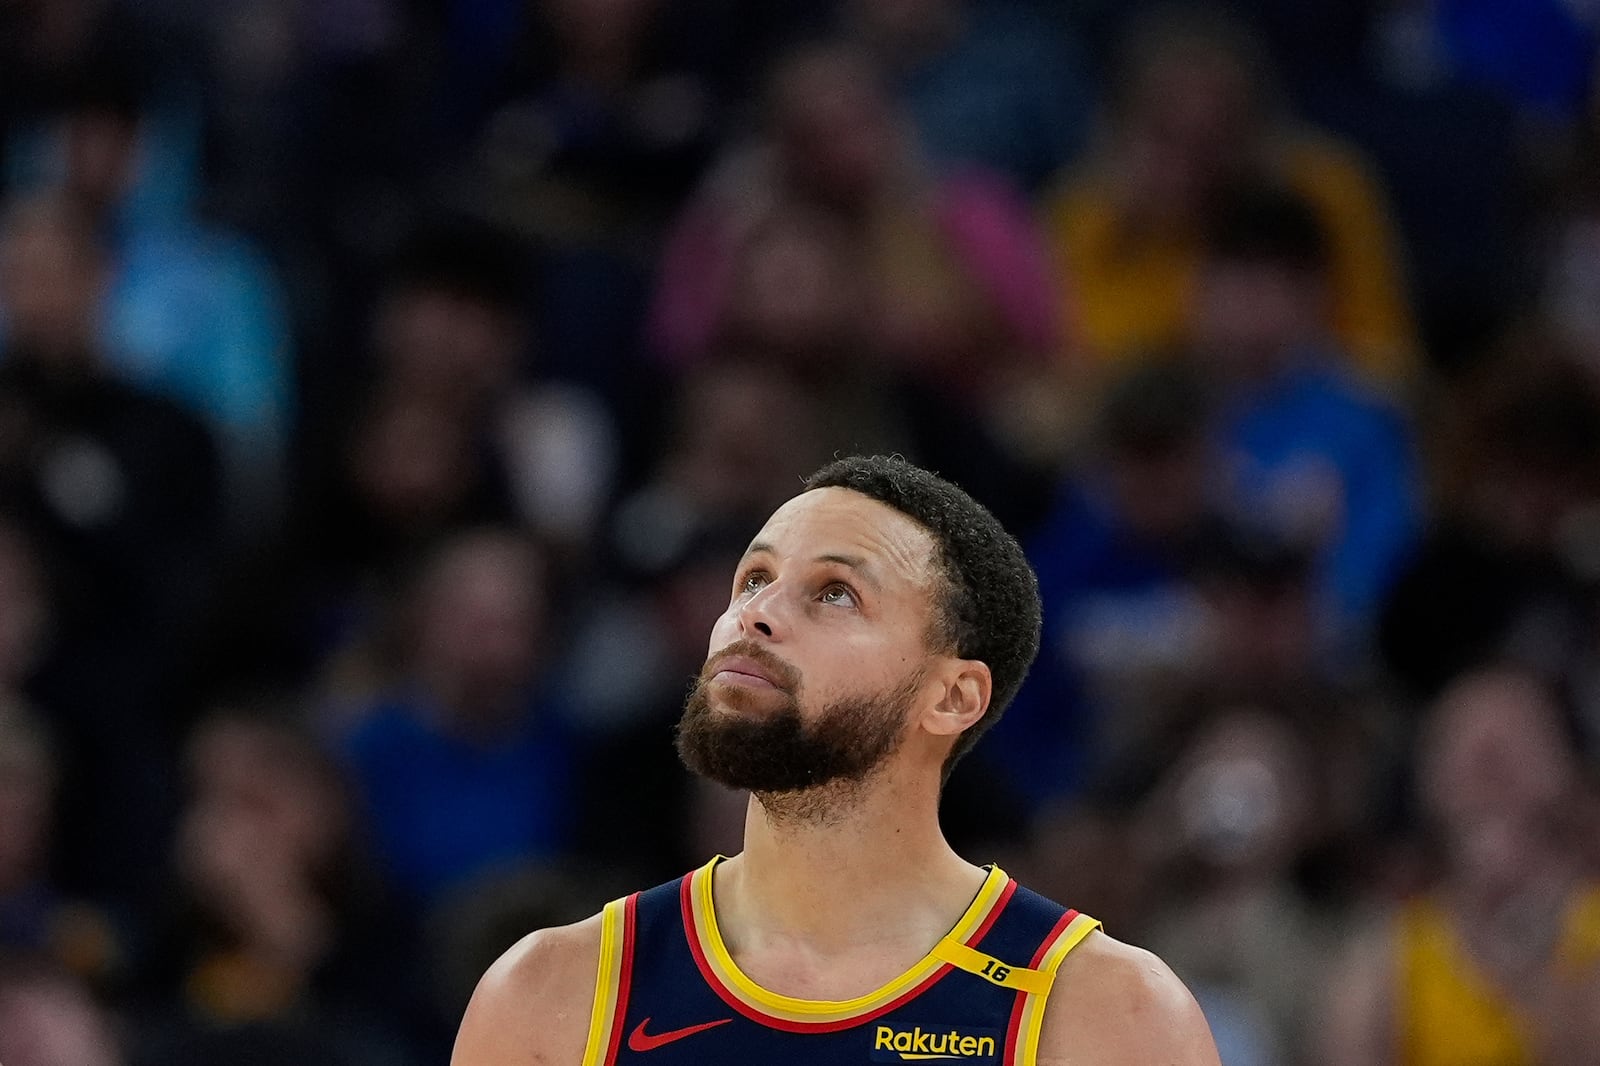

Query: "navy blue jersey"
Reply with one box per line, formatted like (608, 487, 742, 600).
(579, 858, 1100, 1065)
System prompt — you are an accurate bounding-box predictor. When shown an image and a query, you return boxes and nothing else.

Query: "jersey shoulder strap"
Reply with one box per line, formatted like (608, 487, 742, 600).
(579, 869, 696, 1066)
(983, 881, 1101, 1066)
(580, 892, 639, 1066)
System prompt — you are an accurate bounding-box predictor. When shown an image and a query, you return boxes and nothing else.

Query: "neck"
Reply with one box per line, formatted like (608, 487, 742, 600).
(715, 767, 984, 956)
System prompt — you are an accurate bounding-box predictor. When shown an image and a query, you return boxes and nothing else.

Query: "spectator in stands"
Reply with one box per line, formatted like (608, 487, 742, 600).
(1138, 708, 1336, 1066)
(0, 706, 127, 994)
(210, 224, 616, 700)
(0, 527, 123, 983)
(6, 70, 292, 530)
(1382, 349, 1600, 701)
(843, 0, 1096, 192)
(702, 196, 1061, 517)
(1044, 3, 1418, 382)
(649, 41, 1060, 398)
(134, 709, 424, 1065)
(338, 529, 575, 908)
(165, 711, 412, 1024)
(461, 0, 740, 415)
(0, 192, 220, 905)
(995, 362, 1225, 808)
(714, 204, 871, 371)
(425, 864, 615, 1036)
(1180, 529, 1400, 891)
(475, 0, 726, 243)
(0, 0, 180, 162)
(650, 43, 1063, 522)
(0, 710, 58, 951)
(1320, 666, 1600, 1066)
(1539, 100, 1600, 374)
(1192, 181, 1421, 637)
(197, 0, 430, 237)
(211, 376, 521, 705)
(1022, 526, 1396, 952)
(0, 960, 123, 1066)
(602, 358, 832, 591)
(365, 226, 617, 555)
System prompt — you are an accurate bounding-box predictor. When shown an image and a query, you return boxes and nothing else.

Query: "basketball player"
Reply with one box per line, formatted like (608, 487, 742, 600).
(453, 455, 1220, 1064)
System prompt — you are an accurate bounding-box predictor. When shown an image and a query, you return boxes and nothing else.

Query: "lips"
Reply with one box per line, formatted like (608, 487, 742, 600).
(709, 655, 783, 689)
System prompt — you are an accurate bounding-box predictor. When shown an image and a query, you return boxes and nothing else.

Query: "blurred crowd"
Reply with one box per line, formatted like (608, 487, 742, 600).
(1, 0, 1600, 1063)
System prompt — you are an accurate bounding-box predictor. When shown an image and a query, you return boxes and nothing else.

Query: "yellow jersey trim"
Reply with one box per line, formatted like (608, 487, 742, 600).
(580, 897, 628, 1066)
(929, 937, 1053, 995)
(1015, 912, 1101, 1066)
(688, 858, 1011, 1025)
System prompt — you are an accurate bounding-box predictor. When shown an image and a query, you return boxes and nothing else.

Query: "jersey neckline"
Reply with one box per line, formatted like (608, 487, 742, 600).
(681, 855, 1014, 1030)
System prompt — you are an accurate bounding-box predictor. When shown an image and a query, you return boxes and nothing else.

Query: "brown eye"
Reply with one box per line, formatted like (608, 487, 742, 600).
(819, 583, 856, 607)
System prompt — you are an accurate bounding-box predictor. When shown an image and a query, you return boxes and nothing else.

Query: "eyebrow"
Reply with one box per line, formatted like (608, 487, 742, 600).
(742, 542, 882, 589)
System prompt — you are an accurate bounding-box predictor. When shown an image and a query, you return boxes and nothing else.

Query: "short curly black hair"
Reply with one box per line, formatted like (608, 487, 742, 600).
(802, 455, 1042, 772)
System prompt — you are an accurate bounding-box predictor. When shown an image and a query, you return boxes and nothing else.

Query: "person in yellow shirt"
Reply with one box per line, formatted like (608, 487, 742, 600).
(1044, 6, 1419, 385)
(1320, 667, 1600, 1066)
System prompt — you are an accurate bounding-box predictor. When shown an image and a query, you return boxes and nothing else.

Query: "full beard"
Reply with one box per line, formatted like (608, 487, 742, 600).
(675, 646, 920, 826)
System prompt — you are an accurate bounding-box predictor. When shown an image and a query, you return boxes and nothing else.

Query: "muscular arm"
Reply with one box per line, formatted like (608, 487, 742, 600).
(452, 915, 604, 1066)
(1036, 932, 1221, 1066)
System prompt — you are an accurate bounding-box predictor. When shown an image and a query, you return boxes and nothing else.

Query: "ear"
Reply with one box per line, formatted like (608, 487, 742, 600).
(921, 659, 992, 740)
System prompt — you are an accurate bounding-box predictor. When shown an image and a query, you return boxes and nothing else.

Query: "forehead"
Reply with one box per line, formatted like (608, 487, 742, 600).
(750, 487, 937, 583)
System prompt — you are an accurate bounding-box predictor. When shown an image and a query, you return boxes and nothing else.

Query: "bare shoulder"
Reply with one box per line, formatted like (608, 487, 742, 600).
(1036, 931, 1221, 1066)
(451, 912, 606, 1066)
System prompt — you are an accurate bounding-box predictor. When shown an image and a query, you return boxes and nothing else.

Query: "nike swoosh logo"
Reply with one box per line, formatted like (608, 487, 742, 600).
(626, 1017, 734, 1052)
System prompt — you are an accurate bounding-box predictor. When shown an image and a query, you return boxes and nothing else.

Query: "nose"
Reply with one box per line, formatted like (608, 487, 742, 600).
(734, 581, 782, 641)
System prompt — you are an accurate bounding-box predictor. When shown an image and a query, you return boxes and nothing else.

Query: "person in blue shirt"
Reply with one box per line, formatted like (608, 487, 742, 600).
(845, 0, 1095, 193)
(6, 70, 292, 531)
(994, 184, 1419, 814)
(995, 361, 1227, 809)
(1192, 181, 1422, 644)
(339, 529, 574, 908)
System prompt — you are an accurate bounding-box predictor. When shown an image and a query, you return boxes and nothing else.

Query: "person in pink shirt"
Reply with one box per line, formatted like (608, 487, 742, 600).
(647, 42, 1064, 403)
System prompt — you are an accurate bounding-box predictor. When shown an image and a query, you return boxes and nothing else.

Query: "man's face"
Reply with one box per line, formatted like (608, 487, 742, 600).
(676, 488, 942, 798)
(0, 207, 104, 363)
(415, 535, 545, 723)
(773, 53, 899, 208)
(373, 287, 522, 404)
(1119, 50, 1252, 223)
(1421, 671, 1584, 902)
(1106, 443, 1210, 541)
(1192, 259, 1325, 379)
(63, 109, 140, 213)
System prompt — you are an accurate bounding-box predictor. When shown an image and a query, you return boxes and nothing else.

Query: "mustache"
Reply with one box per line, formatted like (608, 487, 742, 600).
(699, 640, 802, 693)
